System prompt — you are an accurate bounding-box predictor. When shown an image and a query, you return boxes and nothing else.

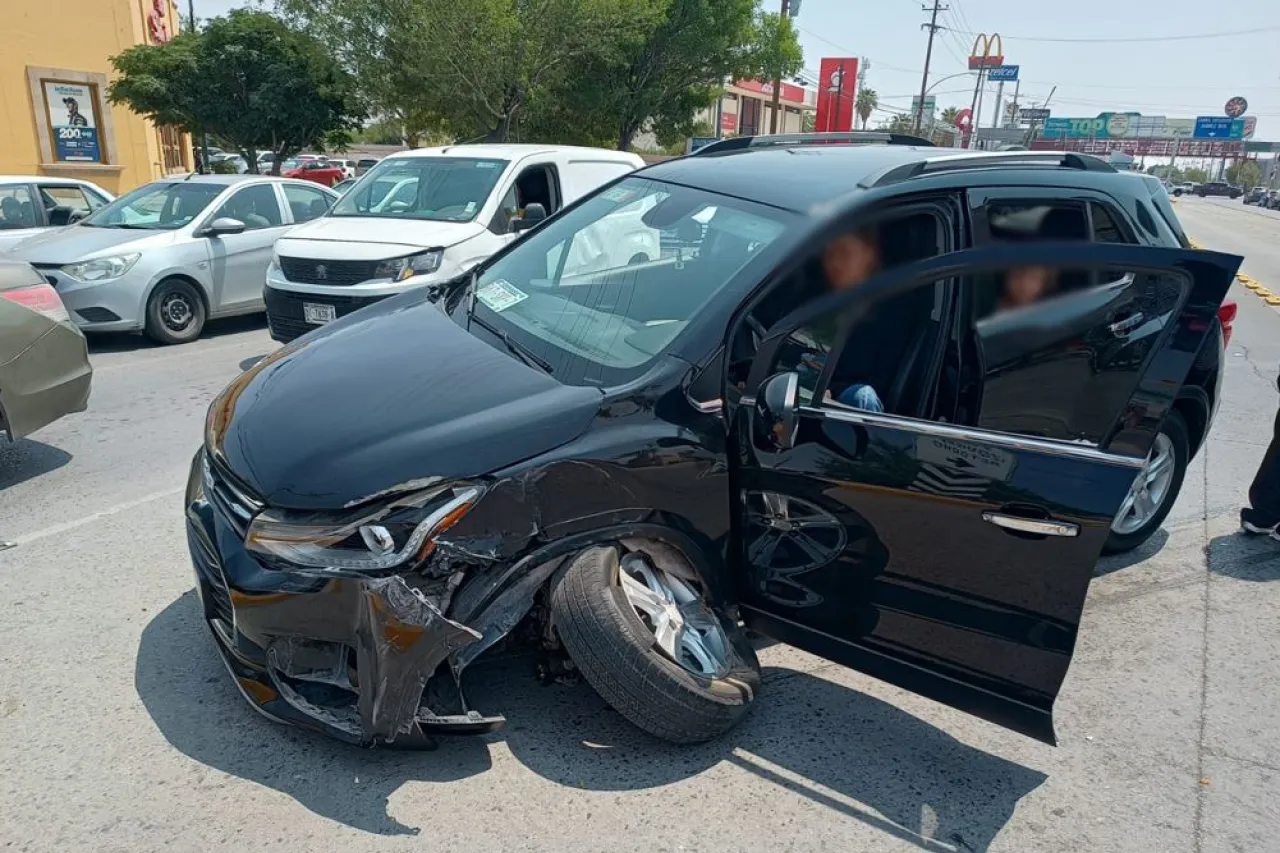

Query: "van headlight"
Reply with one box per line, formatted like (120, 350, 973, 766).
(375, 250, 442, 282)
(245, 483, 482, 575)
(62, 253, 141, 282)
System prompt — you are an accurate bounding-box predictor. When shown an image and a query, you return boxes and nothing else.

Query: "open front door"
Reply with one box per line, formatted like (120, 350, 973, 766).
(731, 242, 1241, 744)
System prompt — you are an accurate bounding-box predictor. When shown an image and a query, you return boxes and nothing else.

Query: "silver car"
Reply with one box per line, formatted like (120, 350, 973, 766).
(0, 176, 114, 253)
(6, 175, 338, 344)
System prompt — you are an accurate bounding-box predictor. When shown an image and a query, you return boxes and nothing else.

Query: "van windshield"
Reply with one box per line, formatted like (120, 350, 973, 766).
(329, 157, 508, 222)
(466, 176, 792, 387)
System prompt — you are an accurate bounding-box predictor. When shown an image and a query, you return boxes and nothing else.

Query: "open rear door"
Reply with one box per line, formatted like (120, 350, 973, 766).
(731, 242, 1241, 743)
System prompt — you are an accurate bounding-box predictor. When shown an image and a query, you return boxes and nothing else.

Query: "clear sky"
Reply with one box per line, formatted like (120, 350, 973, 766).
(196, 0, 1280, 139)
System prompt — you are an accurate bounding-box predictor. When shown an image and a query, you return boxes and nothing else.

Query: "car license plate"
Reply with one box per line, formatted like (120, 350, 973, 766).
(303, 303, 336, 325)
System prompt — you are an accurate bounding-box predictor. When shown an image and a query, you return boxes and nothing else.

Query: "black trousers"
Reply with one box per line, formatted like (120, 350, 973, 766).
(1251, 402, 1280, 516)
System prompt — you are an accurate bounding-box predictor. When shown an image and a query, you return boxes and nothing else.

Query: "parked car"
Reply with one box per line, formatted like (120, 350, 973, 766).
(263, 143, 647, 342)
(209, 153, 251, 175)
(188, 135, 1240, 750)
(328, 159, 357, 180)
(355, 157, 381, 176)
(0, 176, 114, 252)
(1243, 186, 1268, 204)
(7, 175, 337, 344)
(283, 160, 345, 188)
(1196, 182, 1241, 198)
(331, 178, 358, 196)
(1266, 190, 1280, 210)
(0, 260, 92, 439)
(1171, 182, 1195, 197)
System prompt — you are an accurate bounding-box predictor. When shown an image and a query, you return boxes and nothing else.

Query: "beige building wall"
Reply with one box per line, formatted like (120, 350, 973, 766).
(1, 0, 190, 194)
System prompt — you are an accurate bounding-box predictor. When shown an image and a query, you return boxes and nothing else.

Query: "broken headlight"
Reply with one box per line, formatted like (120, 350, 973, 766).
(245, 484, 482, 575)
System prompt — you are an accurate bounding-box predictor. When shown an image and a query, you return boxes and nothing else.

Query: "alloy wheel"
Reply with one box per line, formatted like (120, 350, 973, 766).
(616, 550, 731, 679)
(1112, 433, 1177, 535)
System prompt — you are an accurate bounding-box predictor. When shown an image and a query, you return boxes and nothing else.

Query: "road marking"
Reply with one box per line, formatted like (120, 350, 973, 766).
(4, 487, 184, 548)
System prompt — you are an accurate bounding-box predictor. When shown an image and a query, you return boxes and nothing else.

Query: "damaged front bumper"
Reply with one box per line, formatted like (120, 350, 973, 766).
(185, 454, 508, 747)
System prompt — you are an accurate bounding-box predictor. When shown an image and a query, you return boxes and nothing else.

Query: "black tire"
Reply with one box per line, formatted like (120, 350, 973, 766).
(550, 544, 761, 744)
(1103, 409, 1190, 555)
(145, 278, 206, 345)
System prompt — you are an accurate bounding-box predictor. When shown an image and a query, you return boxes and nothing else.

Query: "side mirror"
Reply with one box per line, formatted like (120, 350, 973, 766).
(47, 205, 75, 226)
(203, 217, 246, 237)
(755, 372, 800, 450)
(511, 202, 548, 233)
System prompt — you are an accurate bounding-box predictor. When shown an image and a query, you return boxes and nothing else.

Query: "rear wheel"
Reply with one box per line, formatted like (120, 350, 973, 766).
(145, 278, 206, 345)
(1104, 410, 1189, 554)
(550, 543, 761, 744)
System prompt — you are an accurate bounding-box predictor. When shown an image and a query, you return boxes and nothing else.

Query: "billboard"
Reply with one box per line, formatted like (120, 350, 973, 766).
(967, 33, 1004, 69)
(1031, 138, 1245, 157)
(815, 57, 858, 133)
(42, 81, 102, 163)
(1041, 112, 1253, 141)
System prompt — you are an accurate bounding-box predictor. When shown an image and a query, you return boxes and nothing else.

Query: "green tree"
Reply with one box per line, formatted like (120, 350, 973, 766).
(855, 87, 878, 129)
(538, 0, 802, 150)
(940, 105, 961, 126)
(1182, 167, 1210, 183)
(875, 113, 914, 133)
(109, 9, 363, 173)
(1226, 159, 1263, 188)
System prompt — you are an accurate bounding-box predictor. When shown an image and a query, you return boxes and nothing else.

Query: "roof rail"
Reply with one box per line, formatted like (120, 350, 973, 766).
(862, 150, 1115, 188)
(691, 131, 935, 157)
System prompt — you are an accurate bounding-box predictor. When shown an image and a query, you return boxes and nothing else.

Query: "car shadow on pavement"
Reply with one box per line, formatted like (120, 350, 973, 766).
(88, 314, 268, 354)
(0, 437, 72, 490)
(490, 663, 1046, 853)
(1208, 531, 1280, 580)
(137, 592, 1044, 849)
(135, 591, 495, 836)
(1094, 528, 1169, 576)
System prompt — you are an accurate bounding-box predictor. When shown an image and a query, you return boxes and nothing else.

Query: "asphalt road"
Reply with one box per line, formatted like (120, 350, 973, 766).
(2, 198, 1279, 852)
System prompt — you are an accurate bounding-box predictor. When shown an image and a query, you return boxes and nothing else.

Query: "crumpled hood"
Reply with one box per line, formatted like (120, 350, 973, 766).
(208, 287, 603, 510)
(7, 224, 174, 263)
(276, 216, 485, 261)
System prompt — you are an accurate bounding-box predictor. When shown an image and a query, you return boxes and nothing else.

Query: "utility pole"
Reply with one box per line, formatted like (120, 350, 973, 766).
(914, 1, 947, 133)
(187, 0, 210, 173)
(828, 63, 846, 132)
(966, 68, 984, 148)
(770, 0, 791, 134)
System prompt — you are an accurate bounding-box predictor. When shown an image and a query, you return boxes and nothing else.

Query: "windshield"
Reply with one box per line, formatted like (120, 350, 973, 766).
(329, 156, 508, 221)
(467, 176, 791, 386)
(81, 182, 224, 230)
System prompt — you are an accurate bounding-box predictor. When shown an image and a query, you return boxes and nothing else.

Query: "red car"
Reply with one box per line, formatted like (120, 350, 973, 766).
(283, 160, 344, 187)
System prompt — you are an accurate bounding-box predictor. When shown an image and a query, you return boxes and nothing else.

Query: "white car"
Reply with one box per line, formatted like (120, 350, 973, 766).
(329, 159, 357, 180)
(264, 143, 648, 342)
(0, 176, 114, 252)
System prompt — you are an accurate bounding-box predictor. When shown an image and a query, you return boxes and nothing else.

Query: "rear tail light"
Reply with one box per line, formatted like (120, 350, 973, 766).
(1, 282, 71, 324)
(1219, 299, 1237, 347)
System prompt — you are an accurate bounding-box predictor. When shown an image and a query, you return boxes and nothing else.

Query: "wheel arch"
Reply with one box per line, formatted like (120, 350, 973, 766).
(1174, 383, 1211, 457)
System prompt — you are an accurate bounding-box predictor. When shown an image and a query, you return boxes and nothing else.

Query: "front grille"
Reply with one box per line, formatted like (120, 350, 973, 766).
(203, 454, 263, 539)
(264, 286, 387, 343)
(279, 256, 380, 286)
(188, 525, 234, 625)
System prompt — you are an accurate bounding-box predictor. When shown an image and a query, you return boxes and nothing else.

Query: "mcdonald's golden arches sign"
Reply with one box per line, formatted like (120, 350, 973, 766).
(968, 33, 1004, 69)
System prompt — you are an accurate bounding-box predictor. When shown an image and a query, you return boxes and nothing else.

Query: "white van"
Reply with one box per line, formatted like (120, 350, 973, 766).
(264, 143, 647, 342)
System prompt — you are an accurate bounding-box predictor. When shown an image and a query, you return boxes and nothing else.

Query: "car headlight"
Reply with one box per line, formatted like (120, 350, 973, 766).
(62, 253, 142, 282)
(374, 250, 443, 282)
(245, 483, 482, 575)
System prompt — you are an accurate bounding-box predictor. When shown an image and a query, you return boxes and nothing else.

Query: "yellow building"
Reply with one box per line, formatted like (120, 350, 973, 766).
(1, 0, 192, 195)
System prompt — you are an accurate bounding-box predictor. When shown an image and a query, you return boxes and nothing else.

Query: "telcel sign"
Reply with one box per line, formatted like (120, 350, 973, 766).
(968, 33, 1003, 70)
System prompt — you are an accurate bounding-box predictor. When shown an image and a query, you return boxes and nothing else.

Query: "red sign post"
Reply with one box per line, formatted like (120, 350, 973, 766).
(815, 57, 858, 133)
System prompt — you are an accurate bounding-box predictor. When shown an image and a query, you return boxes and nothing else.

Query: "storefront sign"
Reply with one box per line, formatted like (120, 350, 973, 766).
(43, 81, 102, 163)
(735, 78, 806, 104)
(968, 33, 1004, 70)
(815, 57, 857, 133)
(720, 111, 738, 133)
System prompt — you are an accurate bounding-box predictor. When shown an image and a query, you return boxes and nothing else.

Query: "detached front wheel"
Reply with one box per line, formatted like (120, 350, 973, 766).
(1104, 410, 1189, 554)
(551, 543, 761, 744)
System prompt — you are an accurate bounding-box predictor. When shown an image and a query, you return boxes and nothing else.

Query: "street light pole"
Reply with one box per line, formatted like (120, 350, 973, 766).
(187, 0, 210, 173)
(914, 1, 947, 133)
(769, 0, 791, 134)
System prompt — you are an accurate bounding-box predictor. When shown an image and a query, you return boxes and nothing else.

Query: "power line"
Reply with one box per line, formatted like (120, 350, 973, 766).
(945, 23, 1280, 44)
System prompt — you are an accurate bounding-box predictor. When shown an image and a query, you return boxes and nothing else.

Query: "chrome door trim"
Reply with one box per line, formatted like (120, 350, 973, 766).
(798, 404, 1146, 469)
(982, 512, 1080, 537)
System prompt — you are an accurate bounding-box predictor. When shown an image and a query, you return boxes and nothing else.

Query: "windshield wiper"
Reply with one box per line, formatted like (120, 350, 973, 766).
(467, 310, 554, 375)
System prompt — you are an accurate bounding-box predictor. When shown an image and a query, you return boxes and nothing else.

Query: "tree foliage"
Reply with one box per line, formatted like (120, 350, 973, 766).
(855, 87, 878, 129)
(940, 105, 961, 126)
(109, 9, 363, 172)
(1226, 159, 1263, 188)
(279, 0, 802, 148)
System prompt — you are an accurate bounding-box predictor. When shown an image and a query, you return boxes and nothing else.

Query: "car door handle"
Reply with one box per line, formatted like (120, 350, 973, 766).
(982, 512, 1080, 537)
(1107, 311, 1144, 336)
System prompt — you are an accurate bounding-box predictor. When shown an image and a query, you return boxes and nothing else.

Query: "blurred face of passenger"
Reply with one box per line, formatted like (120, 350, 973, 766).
(823, 231, 879, 291)
(1004, 266, 1053, 307)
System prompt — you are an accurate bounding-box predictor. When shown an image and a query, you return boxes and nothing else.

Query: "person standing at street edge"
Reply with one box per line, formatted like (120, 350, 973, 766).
(1241, 366, 1280, 540)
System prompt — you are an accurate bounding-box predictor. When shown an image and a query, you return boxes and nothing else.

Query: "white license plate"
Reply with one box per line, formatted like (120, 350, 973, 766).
(303, 303, 336, 325)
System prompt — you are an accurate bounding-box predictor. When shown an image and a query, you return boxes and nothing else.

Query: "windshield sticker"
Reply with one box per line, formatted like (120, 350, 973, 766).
(464, 201, 476, 214)
(476, 279, 528, 312)
(601, 187, 637, 204)
(475, 161, 501, 169)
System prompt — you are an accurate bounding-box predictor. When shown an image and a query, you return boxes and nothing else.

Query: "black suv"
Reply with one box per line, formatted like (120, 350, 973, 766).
(186, 133, 1240, 751)
(1196, 181, 1242, 198)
